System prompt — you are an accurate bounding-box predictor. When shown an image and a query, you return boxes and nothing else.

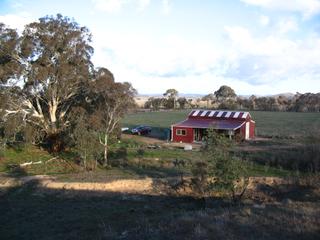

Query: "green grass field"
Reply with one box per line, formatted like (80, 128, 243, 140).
(122, 110, 320, 138)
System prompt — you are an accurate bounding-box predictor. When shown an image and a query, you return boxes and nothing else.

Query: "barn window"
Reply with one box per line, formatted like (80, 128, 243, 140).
(176, 129, 186, 136)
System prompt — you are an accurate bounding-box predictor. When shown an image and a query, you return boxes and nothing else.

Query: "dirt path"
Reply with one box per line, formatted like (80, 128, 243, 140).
(0, 174, 293, 196)
(0, 175, 155, 194)
(121, 133, 165, 145)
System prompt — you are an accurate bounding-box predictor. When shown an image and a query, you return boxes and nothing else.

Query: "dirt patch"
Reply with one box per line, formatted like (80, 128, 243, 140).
(41, 178, 153, 193)
(122, 133, 165, 145)
(0, 174, 318, 203)
(0, 174, 154, 195)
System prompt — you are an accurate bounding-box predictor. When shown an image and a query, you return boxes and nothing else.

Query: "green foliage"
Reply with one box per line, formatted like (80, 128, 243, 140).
(1, 14, 94, 148)
(163, 89, 178, 109)
(176, 97, 187, 109)
(214, 85, 237, 100)
(72, 114, 101, 171)
(191, 129, 248, 201)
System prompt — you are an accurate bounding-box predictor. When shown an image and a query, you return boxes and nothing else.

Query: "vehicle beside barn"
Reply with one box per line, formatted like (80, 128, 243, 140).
(171, 110, 255, 143)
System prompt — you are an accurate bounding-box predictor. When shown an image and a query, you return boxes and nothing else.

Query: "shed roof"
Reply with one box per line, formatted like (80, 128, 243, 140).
(172, 118, 245, 130)
(188, 110, 251, 120)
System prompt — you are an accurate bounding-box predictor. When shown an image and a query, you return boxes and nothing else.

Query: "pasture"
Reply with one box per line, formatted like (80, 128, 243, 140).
(122, 110, 320, 138)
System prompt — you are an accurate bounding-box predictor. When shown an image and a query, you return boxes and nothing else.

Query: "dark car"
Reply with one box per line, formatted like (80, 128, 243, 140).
(131, 125, 152, 135)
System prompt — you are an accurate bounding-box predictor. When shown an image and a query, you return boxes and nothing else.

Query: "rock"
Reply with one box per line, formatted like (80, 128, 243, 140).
(184, 144, 192, 151)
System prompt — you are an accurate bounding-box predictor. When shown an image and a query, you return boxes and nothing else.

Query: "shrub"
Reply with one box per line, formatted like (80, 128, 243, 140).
(191, 129, 248, 202)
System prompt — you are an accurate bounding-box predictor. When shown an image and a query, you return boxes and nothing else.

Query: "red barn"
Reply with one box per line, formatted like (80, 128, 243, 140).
(171, 110, 255, 143)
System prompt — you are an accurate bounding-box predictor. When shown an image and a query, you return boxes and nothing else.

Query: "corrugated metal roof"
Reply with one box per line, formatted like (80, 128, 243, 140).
(188, 109, 251, 120)
(173, 119, 245, 130)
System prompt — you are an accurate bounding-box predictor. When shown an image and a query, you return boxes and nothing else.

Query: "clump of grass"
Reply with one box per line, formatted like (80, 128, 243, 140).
(0, 143, 78, 175)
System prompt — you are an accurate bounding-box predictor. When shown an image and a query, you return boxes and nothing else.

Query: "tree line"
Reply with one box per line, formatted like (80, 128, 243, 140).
(0, 14, 136, 168)
(143, 86, 320, 112)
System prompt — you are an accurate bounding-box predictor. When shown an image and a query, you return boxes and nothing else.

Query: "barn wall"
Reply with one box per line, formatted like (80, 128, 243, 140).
(240, 120, 255, 140)
(249, 120, 255, 138)
(240, 124, 246, 140)
(172, 127, 193, 143)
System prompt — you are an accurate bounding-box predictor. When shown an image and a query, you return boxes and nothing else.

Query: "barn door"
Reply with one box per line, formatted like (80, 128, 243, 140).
(245, 122, 250, 139)
(193, 129, 202, 142)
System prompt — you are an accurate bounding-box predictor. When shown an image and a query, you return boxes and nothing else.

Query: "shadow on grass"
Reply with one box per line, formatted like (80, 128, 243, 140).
(3, 164, 28, 177)
(123, 164, 183, 178)
(5, 141, 25, 153)
(0, 176, 319, 240)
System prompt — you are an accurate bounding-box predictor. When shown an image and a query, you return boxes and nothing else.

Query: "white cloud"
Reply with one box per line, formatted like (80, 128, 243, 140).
(223, 25, 320, 92)
(137, 0, 150, 11)
(0, 13, 33, 31)
(91, 22, 320, 95)
(90, 28, 225, 93)
(91, 0, 126, 13)
(92, 30, 221, 76)
(162, 0, 172, 15)
(241, 0, 320, 18)
(91, 0, 151, 13)
(259, 15, 270, 26)
(277, 19, 298, 34)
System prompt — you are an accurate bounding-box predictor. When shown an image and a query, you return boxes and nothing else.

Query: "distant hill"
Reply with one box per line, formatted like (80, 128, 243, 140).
(137, 93, 296, 99)
(269, 93, 295, 99)
(137, 93, 204, 98)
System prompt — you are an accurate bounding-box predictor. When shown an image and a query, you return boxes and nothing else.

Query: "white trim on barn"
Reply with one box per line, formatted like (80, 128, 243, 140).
(242, 112, 248, 119)
(208, 111, 216, 117)
(192, 110, 200, 116)
(200, 110, 208, 116)
(233, 121, 246, 130)
(225, 112, 232, 118)
(245, 122, 250, 139)
(216, 111, 224, 117)
(233, 112, 240, 118)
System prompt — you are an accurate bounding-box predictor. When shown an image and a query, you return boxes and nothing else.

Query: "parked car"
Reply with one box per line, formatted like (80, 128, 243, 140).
(131, 125, 152, 135)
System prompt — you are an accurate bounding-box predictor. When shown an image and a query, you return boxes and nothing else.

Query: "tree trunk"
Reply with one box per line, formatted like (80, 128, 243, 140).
(103, 134, 108, 167)
(49, 98, 58, 133)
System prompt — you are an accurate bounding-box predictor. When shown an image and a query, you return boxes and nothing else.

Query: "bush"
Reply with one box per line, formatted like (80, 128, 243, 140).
(191, 129, 248, 202)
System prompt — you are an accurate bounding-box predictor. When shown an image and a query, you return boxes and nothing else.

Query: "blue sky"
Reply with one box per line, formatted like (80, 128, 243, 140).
(1, 0, 320, 95)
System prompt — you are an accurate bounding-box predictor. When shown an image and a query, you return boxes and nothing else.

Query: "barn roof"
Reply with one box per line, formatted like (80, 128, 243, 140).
(172, 118, 245, 130)
(188, 110, 251, 120)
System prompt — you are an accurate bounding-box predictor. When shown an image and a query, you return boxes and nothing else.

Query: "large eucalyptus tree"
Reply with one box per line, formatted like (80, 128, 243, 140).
(0, 14, 93, 150)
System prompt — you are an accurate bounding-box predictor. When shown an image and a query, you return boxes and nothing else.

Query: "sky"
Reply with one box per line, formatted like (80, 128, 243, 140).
(0, 0, 320, 95)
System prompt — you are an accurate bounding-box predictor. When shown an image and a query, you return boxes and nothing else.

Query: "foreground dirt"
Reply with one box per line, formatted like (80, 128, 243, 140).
(0, 175, 154, 195)
(0, 174, 312, 197)
(1, 174, 319, 240)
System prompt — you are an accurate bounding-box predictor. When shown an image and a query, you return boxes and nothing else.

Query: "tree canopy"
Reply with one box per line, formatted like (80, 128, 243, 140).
(1, 15, 93, 145)
(214, 85, 236, 100)
(0, 14, 136, 153)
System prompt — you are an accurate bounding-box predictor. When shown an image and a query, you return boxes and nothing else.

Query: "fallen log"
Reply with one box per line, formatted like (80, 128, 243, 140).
(19, 157, 59, 167)
(20, 161, 42, 167)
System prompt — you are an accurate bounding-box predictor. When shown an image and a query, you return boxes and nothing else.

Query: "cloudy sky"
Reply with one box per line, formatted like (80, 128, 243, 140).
(1, 0, 320, 95)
